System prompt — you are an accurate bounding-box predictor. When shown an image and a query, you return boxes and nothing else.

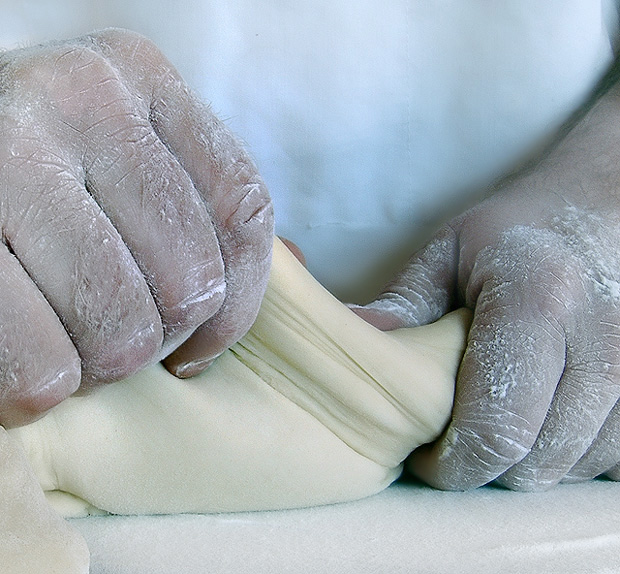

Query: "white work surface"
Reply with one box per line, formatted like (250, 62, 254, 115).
(72, 479, 620, 574)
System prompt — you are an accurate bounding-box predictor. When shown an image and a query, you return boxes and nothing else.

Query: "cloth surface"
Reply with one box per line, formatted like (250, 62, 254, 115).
(0, 1, 616, 297)
(71, 479, 620, 574)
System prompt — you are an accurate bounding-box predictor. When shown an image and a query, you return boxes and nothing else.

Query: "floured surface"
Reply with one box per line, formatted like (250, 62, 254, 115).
(72, 479, 620, 574)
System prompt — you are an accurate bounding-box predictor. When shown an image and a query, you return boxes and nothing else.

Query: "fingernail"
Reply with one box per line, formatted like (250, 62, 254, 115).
(173, 357, 215, 379)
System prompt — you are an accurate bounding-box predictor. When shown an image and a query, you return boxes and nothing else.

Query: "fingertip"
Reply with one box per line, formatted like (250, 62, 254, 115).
(161, 322, 225, 379)
(406, 438, 474, 491)
(163, 355, 215, 379)
(162, 239, 270, 379)
(406, 410, 537, 491)
(348, 304, 410, 331)
(371, 223, 459, 327)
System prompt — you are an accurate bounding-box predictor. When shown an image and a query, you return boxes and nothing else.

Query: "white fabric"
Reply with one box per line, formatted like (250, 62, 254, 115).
(0, 1, 616, 297)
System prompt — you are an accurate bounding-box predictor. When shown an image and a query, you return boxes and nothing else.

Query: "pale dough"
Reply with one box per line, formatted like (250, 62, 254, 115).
(0, 427, 90, 574)
(6, 238, 470, 520)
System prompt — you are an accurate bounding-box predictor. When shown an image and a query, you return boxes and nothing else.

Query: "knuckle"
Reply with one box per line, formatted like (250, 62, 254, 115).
(2, 43, 124, 133)
(88, 27, 145, 45)
(89, 28, 159, 59)
(529, 263, 588, 322)
(220, 157, 274, 236)
(16, 44, 103, 91)
(466, 226, 584, 316)
(165, 273, 227, 330)
(81, 318, 162, 384)
(498, 465, 561, 492)
(571, 325, 620, 385)
(225, 183, 274, 246)
(448, 422, 535, 483)
(158, 258, 227, 339)
(87, 28, 169, 80)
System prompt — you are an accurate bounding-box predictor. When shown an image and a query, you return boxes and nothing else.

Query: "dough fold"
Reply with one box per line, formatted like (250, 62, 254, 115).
(8, 238, 470, 516)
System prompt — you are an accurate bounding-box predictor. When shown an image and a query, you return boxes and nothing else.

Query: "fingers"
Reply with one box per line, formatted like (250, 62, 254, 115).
(163, 236, 303, 376)
(406, 251, 620, 491)
(0, 129, 163, 384)
(89, 29, 274, 372)
(497, 325, 620, 489)
(6, 29, 273, 380)
(43, 42, 226, 353)
(562, 400, 620, 483)
(551, 317, 620, 484)
(156, 111, 273, 374)
(407, 277, 567, 490)
(0, 28, 273, 407)
(353, 224, 459, 330)
(0, 243, 80, 427)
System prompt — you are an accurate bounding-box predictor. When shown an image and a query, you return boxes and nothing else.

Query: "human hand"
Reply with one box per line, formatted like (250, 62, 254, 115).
(353, 77, 620, 490)
(0, 29, 273, 427)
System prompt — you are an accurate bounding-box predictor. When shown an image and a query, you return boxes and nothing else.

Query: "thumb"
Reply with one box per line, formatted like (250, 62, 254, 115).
(351, 224, 459, 330)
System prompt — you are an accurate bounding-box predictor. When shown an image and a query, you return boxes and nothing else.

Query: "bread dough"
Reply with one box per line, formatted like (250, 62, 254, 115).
(7, 238, 470, 517)
(0, 427, 90, 574)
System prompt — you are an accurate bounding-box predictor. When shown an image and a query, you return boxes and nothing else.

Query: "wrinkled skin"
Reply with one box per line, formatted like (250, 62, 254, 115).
(354, 71, 620, 491)
(0, 29, 274, 428)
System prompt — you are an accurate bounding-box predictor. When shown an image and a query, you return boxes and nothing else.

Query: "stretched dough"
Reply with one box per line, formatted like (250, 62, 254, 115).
(8, 238, 470, 517)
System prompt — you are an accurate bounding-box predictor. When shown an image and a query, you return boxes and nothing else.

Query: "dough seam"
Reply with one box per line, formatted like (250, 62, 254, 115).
(229, 341, 403, 467)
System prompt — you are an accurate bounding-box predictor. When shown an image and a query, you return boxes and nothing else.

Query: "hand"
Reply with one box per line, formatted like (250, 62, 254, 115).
(0, 29, 273, 427)
(354, 72, 620, 490)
